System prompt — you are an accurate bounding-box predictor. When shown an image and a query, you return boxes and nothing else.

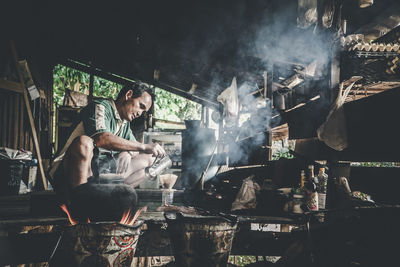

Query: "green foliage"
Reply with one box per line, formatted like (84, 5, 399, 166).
(53, 64, 90, 106)
(93, 76, 122, 99)
(53, 64, 123, 106)
(272, 139, 295, 160)
(154, 88, 201, 124)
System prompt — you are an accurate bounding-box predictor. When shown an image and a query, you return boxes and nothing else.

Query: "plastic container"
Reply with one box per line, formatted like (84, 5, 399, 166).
(22, 158, 38, 192)
(0, 159, 25, 196)
(162, 189, 174, 205)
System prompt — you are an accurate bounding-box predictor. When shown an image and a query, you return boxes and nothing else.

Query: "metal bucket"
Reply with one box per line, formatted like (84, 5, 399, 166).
(50, 221, 143, 267)
(165, 213, 238, 267)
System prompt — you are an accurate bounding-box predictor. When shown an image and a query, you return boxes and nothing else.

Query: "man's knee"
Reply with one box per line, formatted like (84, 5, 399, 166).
(69, 135, 94, 160)
(143, 153, 154, 167)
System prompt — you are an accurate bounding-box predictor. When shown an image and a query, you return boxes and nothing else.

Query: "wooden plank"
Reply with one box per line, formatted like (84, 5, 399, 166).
(272, 123, 289, 141)
(10, 41, 48, 190)
(154, 118, 185, 126)
(7, 94, 13, 147)
(0, 80, 24, 94)
(19, 95, 24, 150)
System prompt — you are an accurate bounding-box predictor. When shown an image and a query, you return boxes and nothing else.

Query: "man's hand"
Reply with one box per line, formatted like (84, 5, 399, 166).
(116, 151, 132, 174)
(143, 143, 166, 157)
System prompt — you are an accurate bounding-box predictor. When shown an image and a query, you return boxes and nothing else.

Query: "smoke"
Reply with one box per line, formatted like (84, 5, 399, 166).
(225, 81, 275, 166)
(177, 1, 334, 185)
(220, 2, 332, 165)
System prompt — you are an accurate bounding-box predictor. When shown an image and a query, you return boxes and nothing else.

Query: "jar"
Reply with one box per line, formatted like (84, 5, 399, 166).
(292, 194, 304, 214)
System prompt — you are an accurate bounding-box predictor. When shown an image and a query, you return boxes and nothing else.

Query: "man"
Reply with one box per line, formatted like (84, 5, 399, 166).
(49, 82, 165, 221)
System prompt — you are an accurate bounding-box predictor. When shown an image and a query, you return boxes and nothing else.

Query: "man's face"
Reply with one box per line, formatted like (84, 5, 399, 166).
(120, 91, 152, 121)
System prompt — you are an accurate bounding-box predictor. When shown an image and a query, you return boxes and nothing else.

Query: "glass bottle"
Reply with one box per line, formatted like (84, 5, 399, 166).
(317, 167, 328, 210)
(305, 165, 318, 211)
(300, 170, 306, 188)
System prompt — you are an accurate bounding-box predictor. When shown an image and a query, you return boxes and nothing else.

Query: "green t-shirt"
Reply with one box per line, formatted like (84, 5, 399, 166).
(82, 98, 136, 142)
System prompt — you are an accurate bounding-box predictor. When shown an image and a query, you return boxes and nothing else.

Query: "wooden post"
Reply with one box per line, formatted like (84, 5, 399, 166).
(267, 64, 273, 161)
(89, 73, 94, 102)
(263, 71, 267, 99)
(8, 94, 13, 147)
(19, 95, 24, 151)
(205, 106, 209, 128)
(10, 40, 48, 190)
(13, 93, 19, 149)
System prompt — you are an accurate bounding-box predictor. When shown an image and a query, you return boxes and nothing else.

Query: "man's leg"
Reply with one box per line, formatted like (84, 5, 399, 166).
(124, 153, 154, 188)
(63, 135, 94, 188)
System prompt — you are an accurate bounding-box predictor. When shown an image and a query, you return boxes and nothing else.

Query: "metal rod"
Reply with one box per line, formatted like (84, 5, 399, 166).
(199, 140, 219, 190)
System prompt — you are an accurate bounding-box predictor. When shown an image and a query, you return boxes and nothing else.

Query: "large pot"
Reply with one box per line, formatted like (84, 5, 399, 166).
(165, 212, 237, 267)
(50, 221, 143, 267)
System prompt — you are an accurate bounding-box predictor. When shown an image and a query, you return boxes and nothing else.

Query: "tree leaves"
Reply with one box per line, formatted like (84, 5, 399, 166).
(154, 88, 201, 125)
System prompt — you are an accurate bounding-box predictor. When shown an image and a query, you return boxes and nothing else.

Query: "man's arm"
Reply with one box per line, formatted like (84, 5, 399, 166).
(93, 132, 164, 156)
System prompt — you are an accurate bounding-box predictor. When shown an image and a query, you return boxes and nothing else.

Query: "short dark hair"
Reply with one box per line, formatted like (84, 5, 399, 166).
(116, 82, 154, 103)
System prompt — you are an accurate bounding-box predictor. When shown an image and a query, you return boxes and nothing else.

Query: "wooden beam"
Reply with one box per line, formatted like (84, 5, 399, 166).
(0, 80, 24, 94)
(154, 118, 185, 126)
(88, 73, 94, 102)
(10, 41, 48, 190)
(272, 123, 289, 141)
(156, 80, 219, 109)
(62, 59, 131, 86)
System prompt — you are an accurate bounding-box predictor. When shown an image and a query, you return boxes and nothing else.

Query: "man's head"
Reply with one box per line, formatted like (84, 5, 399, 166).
(116, 82, 154, 121)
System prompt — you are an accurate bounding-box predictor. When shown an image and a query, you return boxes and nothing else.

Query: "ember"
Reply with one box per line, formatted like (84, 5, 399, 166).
(60, 203, 146, 226)
(59, 204, 78, 225)
(120, 206, 147, 226)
